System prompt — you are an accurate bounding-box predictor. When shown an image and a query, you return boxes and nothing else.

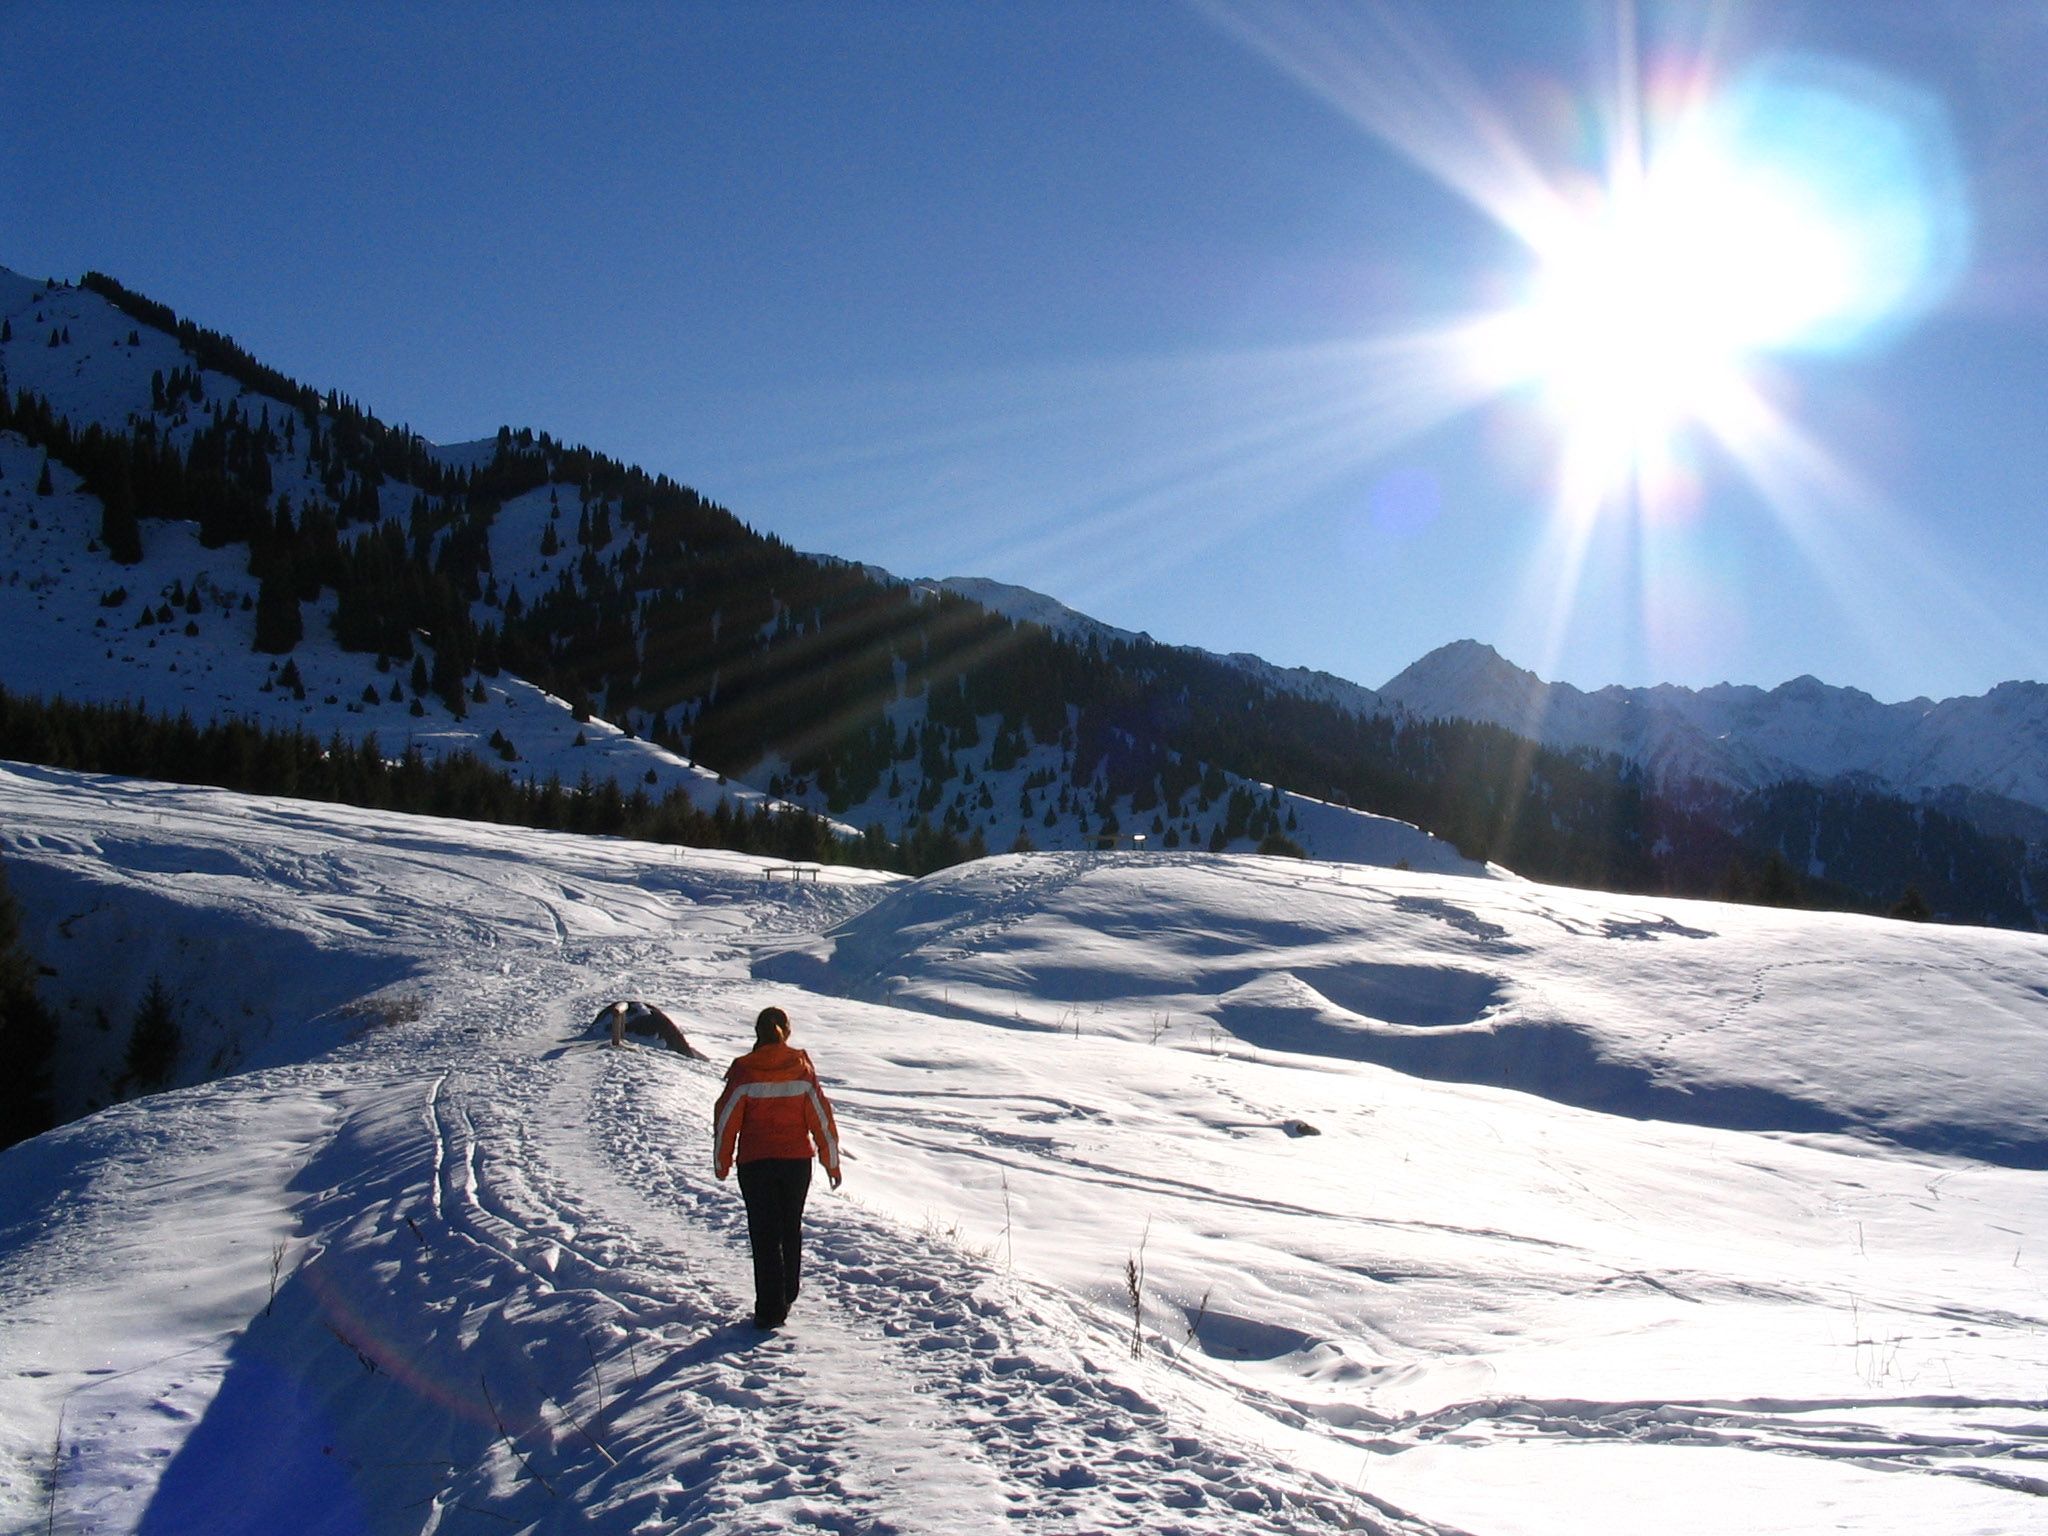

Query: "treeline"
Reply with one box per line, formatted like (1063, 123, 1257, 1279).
(1082, 640, 2039, 925)
(0, 686, 990, 874)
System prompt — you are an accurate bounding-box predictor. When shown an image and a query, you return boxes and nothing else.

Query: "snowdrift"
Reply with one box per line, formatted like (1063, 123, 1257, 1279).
(758, 850, 2048, 1165)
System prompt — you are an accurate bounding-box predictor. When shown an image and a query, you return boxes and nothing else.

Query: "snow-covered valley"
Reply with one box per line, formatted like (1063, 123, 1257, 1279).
(3, 762, 2045, 1534)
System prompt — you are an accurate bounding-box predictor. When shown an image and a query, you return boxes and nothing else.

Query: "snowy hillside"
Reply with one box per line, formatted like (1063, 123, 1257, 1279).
(0, 269, 784, 815)
(0, 434, 773, 815)
(935, 575, 1148, 650)
(0, 265, 1470, 871)
(1382, 639, 2048, 816)
(4, 762, 2047, 1534)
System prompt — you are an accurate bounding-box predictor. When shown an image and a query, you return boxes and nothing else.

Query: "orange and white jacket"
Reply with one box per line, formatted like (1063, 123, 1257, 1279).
(713, 1041, 841, 1179)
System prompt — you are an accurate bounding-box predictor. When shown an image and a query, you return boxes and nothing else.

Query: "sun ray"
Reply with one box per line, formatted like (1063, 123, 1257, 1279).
(714, 3, 1984, 700)
(1202, 0, 1977, 690)
(706, 320, 1511, 614)
(1190, 0, 1578, 250)
(1698, 375, 2039, 692)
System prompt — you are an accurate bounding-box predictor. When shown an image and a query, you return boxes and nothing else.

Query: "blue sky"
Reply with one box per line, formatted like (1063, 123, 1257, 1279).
(6, 2, 2046, 703)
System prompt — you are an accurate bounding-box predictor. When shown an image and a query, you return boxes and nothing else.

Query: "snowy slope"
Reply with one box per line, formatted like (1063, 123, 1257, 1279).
(1382, 639, 2048, 814)
(4, 762, 2047, 1535)
(0, 269, 795, 824)
(936, 575, 1147, 650)
(1, 267, 1465, 870)
(0, 268, 204, 437)
(0, 430, 789, 820)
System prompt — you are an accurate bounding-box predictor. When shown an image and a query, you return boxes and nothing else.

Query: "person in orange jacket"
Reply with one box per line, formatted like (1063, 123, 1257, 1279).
(714, 1005, 842, 1329)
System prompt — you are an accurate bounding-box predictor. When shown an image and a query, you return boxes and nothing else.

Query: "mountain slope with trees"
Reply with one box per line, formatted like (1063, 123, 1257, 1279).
(0, 264, 2037, 928)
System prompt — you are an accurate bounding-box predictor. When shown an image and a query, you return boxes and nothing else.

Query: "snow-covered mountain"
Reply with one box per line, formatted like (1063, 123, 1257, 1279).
(1381, 639, 2048, 818)
(4, 763, 2046, 1534)
(0, 265, 1472, 872)
(4, 261, 2036, 921)
(0, 267, 778, 814)
(916, 575, 2044, 837)
(933, 574, 1390, 718)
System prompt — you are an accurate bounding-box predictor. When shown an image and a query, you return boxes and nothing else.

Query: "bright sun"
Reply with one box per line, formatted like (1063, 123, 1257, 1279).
(1188, 2, 1976, 689)
(1514, 160, 1846, 450)
(1464, 53, 1968, 514)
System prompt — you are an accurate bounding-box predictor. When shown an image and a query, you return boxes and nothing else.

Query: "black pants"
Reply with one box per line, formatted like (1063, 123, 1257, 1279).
(737, 1158, 812, 1322)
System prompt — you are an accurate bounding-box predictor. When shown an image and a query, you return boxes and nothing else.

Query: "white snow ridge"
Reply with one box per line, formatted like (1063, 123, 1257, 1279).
(3, 762, 2047, 1535)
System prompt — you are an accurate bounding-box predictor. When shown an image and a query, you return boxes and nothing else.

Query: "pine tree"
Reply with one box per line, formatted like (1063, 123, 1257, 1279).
(99, 459, 143, 564)
(35, 457, 53, 496)
(125, 975, 182, 1091)
(1758, 850, 1803, 907)
(1888, 885, 1932, 921)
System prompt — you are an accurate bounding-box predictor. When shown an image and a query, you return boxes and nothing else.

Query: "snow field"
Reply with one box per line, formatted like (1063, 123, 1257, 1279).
(2, 763, 2046, 1533)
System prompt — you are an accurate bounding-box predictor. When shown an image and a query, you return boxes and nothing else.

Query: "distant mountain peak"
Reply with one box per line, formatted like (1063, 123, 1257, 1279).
(1379, 639, 1554, 727)
(1380, 639, 2048, 823)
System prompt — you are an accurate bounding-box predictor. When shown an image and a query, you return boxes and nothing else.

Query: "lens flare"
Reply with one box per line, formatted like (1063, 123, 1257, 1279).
(1477, 50, 1971, 510)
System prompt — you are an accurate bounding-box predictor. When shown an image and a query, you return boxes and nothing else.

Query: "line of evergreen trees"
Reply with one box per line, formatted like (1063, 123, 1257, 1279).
(0, 685, 990, 873)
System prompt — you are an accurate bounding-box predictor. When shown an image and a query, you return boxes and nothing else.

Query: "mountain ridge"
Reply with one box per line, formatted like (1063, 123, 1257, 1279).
(1381, 638, 2048, 819)
(0, 264, 1477, 877)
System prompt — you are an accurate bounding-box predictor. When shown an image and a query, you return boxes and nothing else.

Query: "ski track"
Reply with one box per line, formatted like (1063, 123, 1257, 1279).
(320, 946, 1433, 1534)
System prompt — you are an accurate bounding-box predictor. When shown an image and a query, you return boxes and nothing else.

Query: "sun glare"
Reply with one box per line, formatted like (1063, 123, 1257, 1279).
(1181, 0, 1983, 686)
(1468, 51, 1969, 516)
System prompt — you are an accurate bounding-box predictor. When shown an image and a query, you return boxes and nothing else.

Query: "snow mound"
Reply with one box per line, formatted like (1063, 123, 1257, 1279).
(761, 850, 2048, 1164)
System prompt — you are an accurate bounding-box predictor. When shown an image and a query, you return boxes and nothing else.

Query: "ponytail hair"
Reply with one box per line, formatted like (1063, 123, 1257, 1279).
(754, 1006, 790, 1046)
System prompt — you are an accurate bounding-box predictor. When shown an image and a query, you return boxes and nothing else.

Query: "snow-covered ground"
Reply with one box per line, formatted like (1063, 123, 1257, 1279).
(3, 760, 2047, 1534)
